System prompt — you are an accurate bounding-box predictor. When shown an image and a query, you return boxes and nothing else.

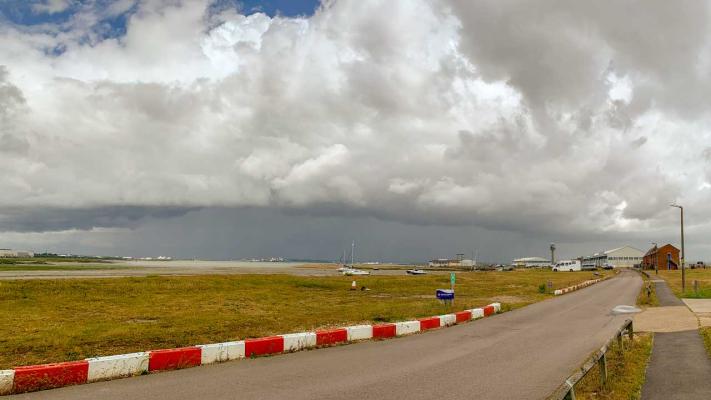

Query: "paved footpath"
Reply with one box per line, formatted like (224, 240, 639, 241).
(639, 279, 711, 400)
(14, 271, 641, 400)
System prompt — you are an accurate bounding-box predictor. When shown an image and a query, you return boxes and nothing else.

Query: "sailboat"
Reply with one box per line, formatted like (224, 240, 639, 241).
(342, 241, 369, 276)
(337, 249, 350, 272)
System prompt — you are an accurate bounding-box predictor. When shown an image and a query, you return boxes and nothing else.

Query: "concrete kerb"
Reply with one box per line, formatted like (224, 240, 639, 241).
(86, 352, 149, 382)
(1, 302, 503, 396)
(197, 341, 245, 364)
(280, 333, 316, 352)
(0, 370, 13, 396)
(395, 321, 421, 336)
(554, 278, 607, 296)
(438, 314, 457, 327)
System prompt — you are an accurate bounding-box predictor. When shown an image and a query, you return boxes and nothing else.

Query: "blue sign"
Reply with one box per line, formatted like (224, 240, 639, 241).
(436, 289, 455, 300)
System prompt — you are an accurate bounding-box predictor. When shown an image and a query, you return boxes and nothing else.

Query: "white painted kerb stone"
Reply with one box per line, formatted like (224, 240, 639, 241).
(197, 341, 245, 364)
(0, 370, 14, 395)
(395, 321, 420, 336)
(281, 333, 317, 352)
(86, 352, 149, 382)
(346, 325, 373, 341)
(490, 303, 501, 313)
(470, 308, 485, 319)
(439, 314, 456, 327)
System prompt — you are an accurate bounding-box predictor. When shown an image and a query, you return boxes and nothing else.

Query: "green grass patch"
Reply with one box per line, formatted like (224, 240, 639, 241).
(575, 332, 653, 400)
(636, 274, 659, 307)
(657, 269, 711, 298)
(700, 328, 711, 360)
(0, 269, 609, 368)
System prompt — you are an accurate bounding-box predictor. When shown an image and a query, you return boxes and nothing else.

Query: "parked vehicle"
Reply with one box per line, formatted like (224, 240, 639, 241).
(553, 260, 582, 272)
(581, 261, 596, 271)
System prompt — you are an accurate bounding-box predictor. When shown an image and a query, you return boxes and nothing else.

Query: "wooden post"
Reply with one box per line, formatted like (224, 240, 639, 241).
(628, 321, 634, 341)
(564, 387, 576, 400)
(598, 353, 608, 388)
(617, 332, 623, 351)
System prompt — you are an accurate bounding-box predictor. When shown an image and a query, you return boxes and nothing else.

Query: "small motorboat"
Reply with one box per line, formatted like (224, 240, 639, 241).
(343, 268, 370, 276)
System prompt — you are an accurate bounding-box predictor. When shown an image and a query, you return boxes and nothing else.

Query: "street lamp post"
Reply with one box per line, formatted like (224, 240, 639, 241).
(651, 242, 658, 275)
(670, 204, 685, 293)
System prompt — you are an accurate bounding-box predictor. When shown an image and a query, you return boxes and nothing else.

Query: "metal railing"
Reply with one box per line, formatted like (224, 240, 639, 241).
(547, 319, 634, 400)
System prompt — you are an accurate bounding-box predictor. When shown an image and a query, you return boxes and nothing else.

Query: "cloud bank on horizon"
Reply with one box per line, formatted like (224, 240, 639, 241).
(1, 0, 710, 243)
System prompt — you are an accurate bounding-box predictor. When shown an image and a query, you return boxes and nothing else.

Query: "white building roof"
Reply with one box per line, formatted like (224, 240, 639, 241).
(604, 245, 644, 257)
(513, 257, 549, 262)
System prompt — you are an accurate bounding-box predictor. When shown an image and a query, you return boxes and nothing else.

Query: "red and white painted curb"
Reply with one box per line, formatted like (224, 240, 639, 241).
(0, 303, 501, 395)
(553, 278, 605, 296)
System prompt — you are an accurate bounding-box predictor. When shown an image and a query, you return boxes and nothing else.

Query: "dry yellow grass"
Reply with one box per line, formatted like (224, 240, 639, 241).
(575, 332, 653, 400)
(0, 269, 609, 368)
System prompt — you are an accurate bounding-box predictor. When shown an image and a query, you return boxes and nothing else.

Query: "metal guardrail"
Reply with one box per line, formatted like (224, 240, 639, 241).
(547, 319, 634, 400)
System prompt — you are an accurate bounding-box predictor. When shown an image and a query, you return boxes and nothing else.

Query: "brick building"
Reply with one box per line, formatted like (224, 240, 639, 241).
(642, 244, 680, 270)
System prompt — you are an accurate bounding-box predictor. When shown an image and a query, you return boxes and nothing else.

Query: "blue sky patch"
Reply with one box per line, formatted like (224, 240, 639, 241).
(0, 0, 321, 27)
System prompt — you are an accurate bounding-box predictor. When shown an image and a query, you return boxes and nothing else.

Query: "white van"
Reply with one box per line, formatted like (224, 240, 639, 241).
(553, 260, 581, 272)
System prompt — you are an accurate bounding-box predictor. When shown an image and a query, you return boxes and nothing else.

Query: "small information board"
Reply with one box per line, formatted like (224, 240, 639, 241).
(436, 289, 455, 300)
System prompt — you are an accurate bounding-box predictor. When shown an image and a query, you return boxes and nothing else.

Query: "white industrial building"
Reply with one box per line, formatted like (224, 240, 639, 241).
(582, 246, 643, 268)
(512, 257, 552, 268)
(428, 258, 475, 268)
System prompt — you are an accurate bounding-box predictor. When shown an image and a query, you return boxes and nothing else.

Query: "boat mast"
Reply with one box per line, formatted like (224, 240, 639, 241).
(351, 241, 355, 267)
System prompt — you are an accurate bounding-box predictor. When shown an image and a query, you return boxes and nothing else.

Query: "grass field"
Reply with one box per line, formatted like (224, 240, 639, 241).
(0, 269, 609, 368)
(575, 333, 653, 400)
(656, 269, 711, 298)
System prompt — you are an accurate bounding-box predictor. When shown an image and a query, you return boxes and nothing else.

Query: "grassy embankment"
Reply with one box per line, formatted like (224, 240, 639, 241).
(636, 270, 659, 308)
(0, 269, 608, 368)
(574, 333, 653, 400)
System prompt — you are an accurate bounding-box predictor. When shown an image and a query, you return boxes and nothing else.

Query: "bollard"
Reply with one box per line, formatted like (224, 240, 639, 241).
(694, 280, 699, 296)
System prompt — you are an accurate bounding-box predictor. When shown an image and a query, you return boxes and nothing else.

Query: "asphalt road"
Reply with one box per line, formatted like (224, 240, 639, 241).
(14, 270, 641, 400)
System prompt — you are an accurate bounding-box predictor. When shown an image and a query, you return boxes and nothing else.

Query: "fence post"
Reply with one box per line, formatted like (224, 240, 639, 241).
(617, 331, 623, 351)
(598, 353, 608, 388)
(628, 320, 634, 341)
(564, 386, 576, 400)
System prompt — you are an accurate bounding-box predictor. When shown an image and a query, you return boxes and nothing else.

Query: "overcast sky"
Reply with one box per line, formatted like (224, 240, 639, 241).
(1, 0, 710, 262)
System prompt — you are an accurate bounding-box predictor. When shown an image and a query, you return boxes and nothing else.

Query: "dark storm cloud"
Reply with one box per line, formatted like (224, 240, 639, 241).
(0, 0, 710, 259)
(0, 206, 197, 233)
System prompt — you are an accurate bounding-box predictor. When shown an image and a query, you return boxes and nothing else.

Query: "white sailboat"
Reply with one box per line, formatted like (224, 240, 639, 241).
(342, 241, 369, 276)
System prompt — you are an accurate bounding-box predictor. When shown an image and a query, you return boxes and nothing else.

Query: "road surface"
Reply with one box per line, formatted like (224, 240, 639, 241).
(14, 270, 641, 400)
